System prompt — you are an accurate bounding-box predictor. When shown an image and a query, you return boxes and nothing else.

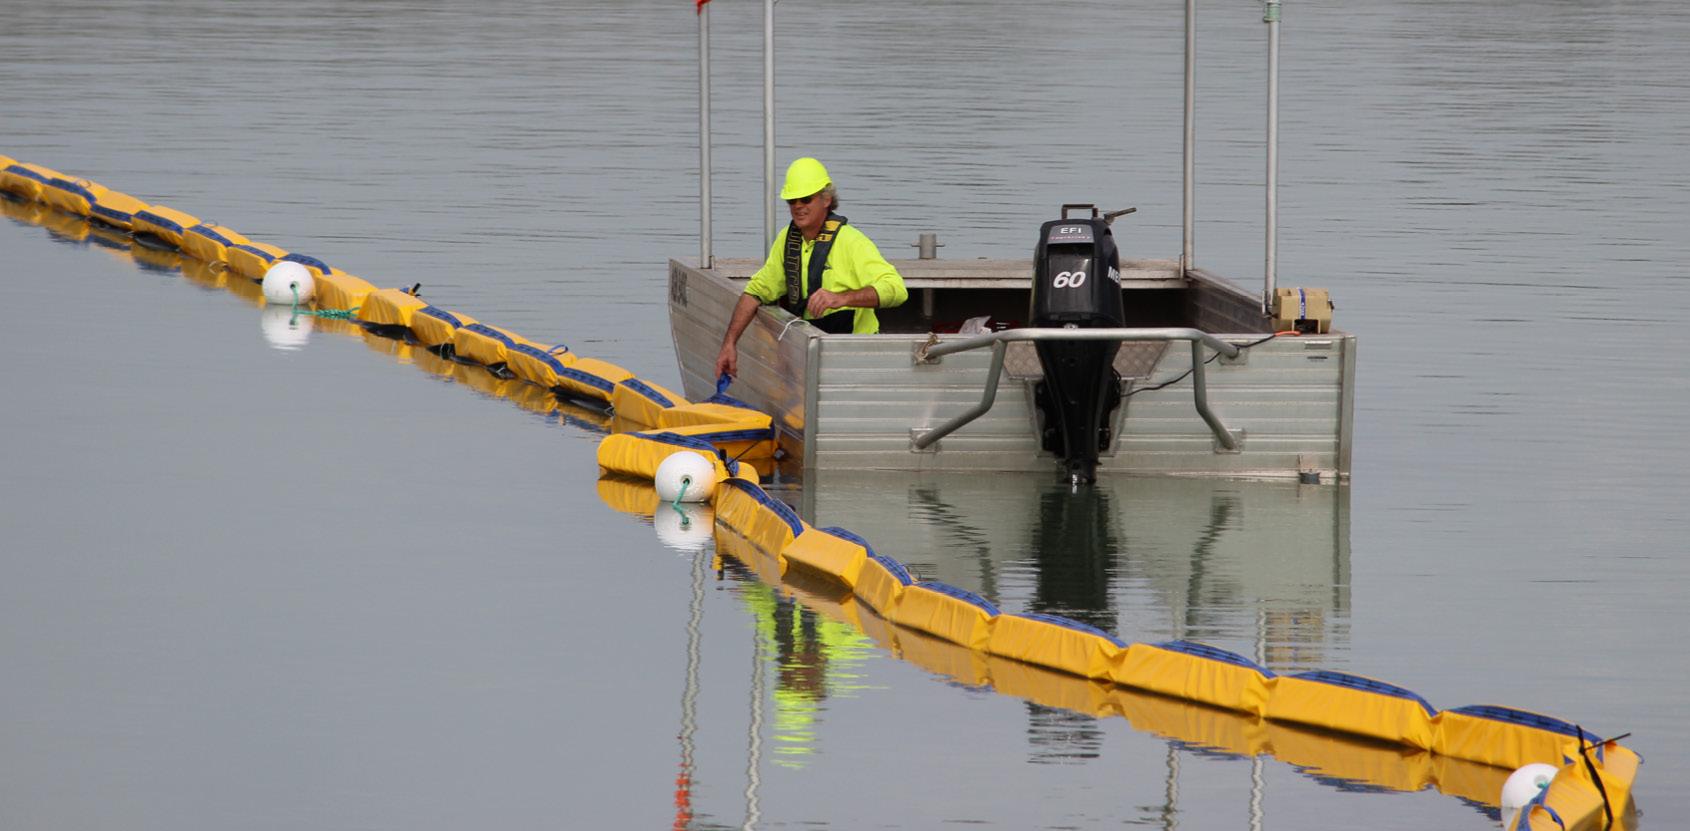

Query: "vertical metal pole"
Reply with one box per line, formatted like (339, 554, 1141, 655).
(1263, 0, 1280, 315)
(699, 3, 714, 269)
(763, 0, 777, 252)
(1182, 0, 1196, 276)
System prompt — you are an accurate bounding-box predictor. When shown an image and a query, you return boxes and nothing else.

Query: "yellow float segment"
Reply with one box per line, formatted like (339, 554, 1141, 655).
(180, 224, 250, 264)
(553, 358, 634, 404)
(357, 287, 428, 328)
(454, 323, 532, 367)
(888, 583, 994, 651)
(409, 306, 476, 348)
(1519, 743, 1639, 831)
(656, 401, 773, 432)
(1108, 642, 1273, 716)
(712, 480, 803, 556)
(89, 189, 149, 230)
(1264, 672, 1436, 750)
(0, 155, 13, 172)
(595, 432, 736, 484)
(1431, 706, 1593, 771)
(637, 422, 774, 464)
(1, 162, 66, 200)
(610, 377, 689, 427)
(312, 271, 377, 312)
(42, 177, 107, 215)
(226, 241, 289, 280)
(132, 205, 201, 247)
(781, 527, 868, 588)
(985, 613, 1120, 681)
(852, 556, 909, 617)
(505, 343, 578, 388)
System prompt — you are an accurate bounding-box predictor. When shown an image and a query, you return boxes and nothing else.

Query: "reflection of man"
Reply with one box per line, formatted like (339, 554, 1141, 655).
(741, 584, 869, 769)
(714, 157, 908, 378)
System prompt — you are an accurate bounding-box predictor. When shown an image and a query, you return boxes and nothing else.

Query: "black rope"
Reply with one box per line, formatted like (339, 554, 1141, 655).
(1123, 332, 1280, 399)
(1576, 725, 1616, 831)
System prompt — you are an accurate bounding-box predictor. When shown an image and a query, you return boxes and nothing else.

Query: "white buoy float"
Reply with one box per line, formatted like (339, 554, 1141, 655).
(655, 503, 715, 552)
(1499, 762, 1557, 829)
(261, 260, 315, 306)
(259, 305, 313, 350)
(654, 452, 719, 503)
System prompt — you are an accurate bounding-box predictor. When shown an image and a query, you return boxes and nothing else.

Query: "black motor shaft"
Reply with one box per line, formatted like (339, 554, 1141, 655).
(1029, 205, 1128, 484)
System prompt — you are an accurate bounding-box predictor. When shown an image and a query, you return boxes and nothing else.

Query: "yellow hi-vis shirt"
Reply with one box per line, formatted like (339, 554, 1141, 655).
(744, 224, 908, 334)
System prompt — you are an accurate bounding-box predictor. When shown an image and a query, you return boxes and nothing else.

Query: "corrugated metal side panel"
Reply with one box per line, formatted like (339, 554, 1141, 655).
(810, 333, 1353, 478)
(813, 336, 1049, 470)
(1114, 336, 1351, 476)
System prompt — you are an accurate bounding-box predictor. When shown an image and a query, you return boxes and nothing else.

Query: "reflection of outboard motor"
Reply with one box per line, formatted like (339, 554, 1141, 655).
(1030, 204, 1133, 484)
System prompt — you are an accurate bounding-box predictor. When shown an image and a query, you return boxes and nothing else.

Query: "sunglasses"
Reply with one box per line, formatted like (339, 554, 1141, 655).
(786, 194, 822, 206)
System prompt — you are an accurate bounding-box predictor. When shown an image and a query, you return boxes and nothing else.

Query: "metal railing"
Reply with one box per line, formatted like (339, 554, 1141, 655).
(912, 327, 1242, 452)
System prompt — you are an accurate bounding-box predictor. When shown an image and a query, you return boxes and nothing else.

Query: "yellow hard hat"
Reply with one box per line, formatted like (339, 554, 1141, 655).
(780, 157, 831, 201)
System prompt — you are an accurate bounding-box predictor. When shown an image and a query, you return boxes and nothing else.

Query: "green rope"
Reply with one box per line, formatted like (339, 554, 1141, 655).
(673, 478, 690, 508)
(290, 283, 360, 319)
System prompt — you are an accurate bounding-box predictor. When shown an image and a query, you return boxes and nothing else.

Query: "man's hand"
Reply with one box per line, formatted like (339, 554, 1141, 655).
(714, 342, 738, 380)
(806, 288, 848, 319)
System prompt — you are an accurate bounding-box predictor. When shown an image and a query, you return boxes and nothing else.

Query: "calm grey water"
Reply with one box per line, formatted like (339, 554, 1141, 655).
(3, 0, 1688, 828)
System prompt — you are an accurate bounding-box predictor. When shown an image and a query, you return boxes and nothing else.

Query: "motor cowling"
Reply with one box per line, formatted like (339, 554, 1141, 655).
(1029, 207, 1126, 484)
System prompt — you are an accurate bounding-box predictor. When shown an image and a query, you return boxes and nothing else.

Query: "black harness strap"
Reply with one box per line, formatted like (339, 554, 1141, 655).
(781, 213, 853, 333)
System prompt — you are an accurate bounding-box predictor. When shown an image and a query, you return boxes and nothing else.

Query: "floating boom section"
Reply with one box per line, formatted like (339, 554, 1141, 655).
(0, 155, 1640, 830)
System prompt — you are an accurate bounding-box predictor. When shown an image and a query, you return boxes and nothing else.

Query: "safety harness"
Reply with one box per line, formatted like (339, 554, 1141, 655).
(780, 213, 854, 334)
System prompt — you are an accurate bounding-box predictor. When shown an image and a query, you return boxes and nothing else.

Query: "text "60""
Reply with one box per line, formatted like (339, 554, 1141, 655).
(1052, 270, 1088, 288)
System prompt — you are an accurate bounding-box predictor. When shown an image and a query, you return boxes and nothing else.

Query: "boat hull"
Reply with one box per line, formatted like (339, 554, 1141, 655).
(669, 258, 1354, 482)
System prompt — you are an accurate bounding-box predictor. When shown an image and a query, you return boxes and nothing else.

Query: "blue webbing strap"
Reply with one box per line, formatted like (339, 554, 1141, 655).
(707, 373, 761, 410)
(1291, 670, 1436, 717)
(280, 252, 330, 273)
(1018, 612, 1125, 647)
(5, 164, 50, 184)
(463, 323, 516, 347)
(1446, 705, 1587, 740)
(918, 581, 1000, 617)
(821, 526, 912, 585)
(48, 178, 96, 202)
(622, 378, 676, 408)
(720, 478, 802, 536)
(135, 210, 184, 234)
(510, 344, 569, 375)
(417, 306, 464, 328)
(230, 244, 277, 264)
(1152, 640, 1275, 677)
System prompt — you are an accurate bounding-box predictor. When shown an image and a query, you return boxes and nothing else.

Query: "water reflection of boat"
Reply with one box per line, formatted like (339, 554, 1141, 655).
(797, 471, 1349, 668)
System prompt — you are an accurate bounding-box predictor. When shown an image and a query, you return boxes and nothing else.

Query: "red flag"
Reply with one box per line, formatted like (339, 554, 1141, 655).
(696, 0, 708, 12)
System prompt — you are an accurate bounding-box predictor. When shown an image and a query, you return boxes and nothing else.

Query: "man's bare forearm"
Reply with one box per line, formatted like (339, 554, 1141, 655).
(722, 293, 763, 346)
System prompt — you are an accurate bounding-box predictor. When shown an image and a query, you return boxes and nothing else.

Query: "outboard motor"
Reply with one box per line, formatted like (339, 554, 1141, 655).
(1030, 204, 1134, 484)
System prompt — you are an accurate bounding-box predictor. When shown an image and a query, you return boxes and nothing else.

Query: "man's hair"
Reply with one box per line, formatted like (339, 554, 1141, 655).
(823, 183, 839, 211)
